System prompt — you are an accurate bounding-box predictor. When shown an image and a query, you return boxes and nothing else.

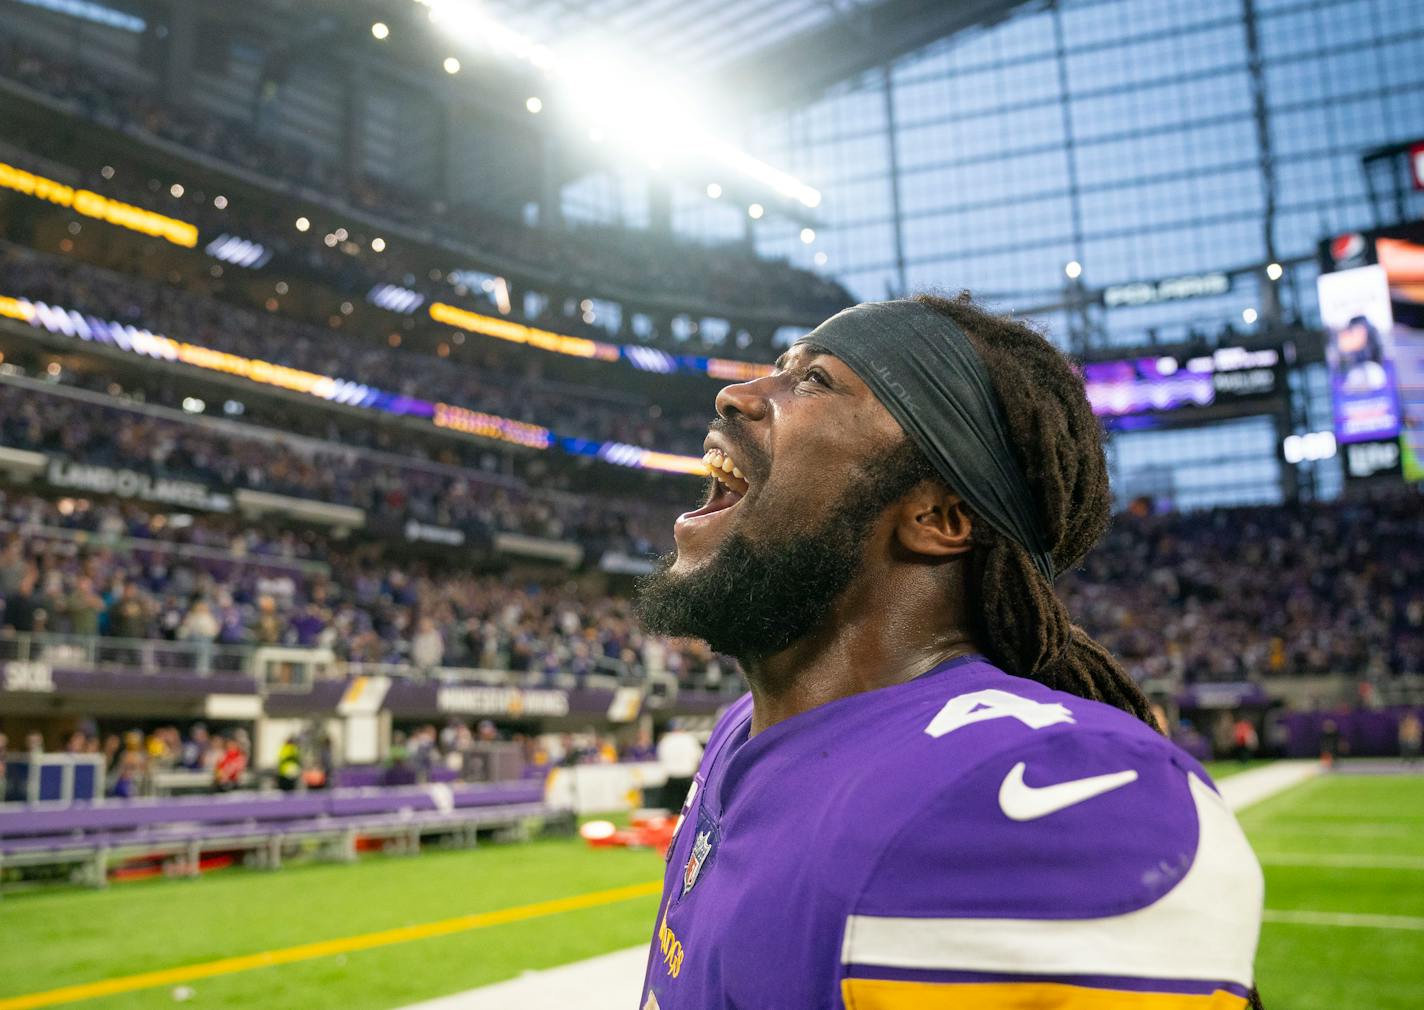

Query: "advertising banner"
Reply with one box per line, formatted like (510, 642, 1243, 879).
(1316, 265, 1402, 444)
(46, 459, 233, 511)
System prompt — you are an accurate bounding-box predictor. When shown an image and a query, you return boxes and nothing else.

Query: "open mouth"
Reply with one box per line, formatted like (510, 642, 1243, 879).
(680, 446, 752, 521)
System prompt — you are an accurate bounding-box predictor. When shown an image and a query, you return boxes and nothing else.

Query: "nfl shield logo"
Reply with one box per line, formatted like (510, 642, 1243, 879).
(682, 830, 712, 896)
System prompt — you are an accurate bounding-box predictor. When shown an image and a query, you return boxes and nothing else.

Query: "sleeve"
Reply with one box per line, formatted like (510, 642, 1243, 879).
(837, 731, 1263, 1010)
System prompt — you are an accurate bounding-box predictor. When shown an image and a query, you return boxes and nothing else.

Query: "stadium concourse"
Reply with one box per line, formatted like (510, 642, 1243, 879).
(1, 0, 1423, 1008)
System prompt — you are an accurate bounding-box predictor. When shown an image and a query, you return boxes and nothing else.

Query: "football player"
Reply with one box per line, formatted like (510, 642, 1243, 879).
(634, 293, 1264, 1009)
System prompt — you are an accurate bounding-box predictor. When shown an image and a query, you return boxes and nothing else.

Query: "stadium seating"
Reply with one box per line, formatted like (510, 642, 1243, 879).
(0, 40, 851, 327)
(0, 244, 714, 458)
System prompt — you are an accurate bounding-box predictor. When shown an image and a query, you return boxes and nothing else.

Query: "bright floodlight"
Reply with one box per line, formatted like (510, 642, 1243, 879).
(415, 0, 821, 210)
(294, 216, 310, 232)
(371, 237, 387, 252)
(814, 251, 828, 266)
(706, 183, 722, 199)
(1266, 262, 1283, 281)
(1242, 308, 1258, 324)
(169, 183, 184, 198)
(1064, 260, 1083, 279)
(800, 227, 815, 244)
(748, 203, 764, 220)
(443, 56, 461, 74)
(526, 96, 542, 114)
(371, 21, 389, 39)
(213, 195, 228, 209)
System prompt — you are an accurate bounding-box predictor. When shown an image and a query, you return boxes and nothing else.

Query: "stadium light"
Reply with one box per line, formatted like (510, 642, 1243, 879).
(748, 203, 764, 220)
(295, 216, 310, 232)
(371, 236, 387, 252)
(1266, 262, 1284, 281)
(1064, 260, 1083, 279)
(814, 251, 828, 266)
(443, 56, 461, 74)
(1242, 308, 1258, 325)
(706, 183, 722, 199)
(371, 21, 390, 39)
(169, 183, 184, 198)
(414, 0, 821, 210)
(213, 195, 228, 209)
(100, 165, 114, 180)
(800, 227, 815, 244)
(526, 96, 543, 114)
(14, 0, 144, 32)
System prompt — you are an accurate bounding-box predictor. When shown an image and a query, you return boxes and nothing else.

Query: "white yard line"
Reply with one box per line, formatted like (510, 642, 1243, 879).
(1257, 853, 1424, 870)
(395, 760, 1325, 1010)
(396, 945, 650, 1010)
(1263, 910, 1424, 931)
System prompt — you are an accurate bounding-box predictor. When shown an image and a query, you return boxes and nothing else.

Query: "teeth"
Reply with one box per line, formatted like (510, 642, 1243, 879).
(701, 448, 749, 490)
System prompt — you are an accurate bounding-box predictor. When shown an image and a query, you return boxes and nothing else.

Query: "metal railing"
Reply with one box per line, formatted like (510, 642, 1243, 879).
(0, 632, 251, 677)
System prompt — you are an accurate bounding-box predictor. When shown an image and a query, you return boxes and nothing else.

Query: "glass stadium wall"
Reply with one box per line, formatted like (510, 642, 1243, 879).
(741, 0, 1424, 509)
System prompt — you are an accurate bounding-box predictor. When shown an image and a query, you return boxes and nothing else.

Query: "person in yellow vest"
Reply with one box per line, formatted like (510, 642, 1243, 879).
(276, 736, 302, 792)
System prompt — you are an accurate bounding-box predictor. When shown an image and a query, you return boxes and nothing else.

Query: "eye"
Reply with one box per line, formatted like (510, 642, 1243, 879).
(798, 367, 831, 388)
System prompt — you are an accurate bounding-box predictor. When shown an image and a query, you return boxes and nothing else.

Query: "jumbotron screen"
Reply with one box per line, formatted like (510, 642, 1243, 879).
(1082, 346, 1282, 429)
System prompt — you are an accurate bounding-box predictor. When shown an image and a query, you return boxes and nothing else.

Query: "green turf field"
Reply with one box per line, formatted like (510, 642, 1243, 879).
(1, 770, 1420, 1010)
(1240, 772, 1424, 1010)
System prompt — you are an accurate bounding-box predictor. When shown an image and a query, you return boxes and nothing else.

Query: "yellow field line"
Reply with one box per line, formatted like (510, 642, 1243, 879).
(0, 879, 662, 1010)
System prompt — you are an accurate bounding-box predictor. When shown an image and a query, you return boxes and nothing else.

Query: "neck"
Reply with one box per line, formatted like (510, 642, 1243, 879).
(740, 568, 978, 736)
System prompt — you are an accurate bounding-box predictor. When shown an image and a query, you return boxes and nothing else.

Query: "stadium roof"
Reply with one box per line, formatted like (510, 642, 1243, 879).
(474, 0, 1039, 110)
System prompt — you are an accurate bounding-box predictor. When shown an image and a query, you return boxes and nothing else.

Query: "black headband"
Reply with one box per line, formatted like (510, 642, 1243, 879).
(795, 299, 1056, 582)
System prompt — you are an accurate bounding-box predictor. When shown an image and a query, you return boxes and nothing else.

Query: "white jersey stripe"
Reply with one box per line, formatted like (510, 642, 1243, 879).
(842, 774, 1262, 988)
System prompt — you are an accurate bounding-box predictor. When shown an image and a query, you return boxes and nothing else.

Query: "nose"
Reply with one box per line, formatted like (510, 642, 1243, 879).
(714, 377, 770, 422)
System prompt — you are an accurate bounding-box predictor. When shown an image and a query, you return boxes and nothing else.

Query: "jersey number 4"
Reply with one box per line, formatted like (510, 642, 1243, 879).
(924, 689, 1074, 738)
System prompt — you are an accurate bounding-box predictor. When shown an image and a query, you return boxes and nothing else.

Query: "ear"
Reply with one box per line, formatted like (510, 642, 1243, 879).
(893, 486, 974, 558)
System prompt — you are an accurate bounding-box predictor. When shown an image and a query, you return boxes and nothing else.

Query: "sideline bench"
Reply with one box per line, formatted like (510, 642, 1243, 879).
(0, 781, 556, 888)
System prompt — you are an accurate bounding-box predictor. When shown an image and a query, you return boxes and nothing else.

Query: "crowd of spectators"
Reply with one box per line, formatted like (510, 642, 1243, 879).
(1, 722, 253, 799)
(0, 39, 851, 319)
(1061, 495, 1424, 683)
(0, 382, 673, 555)
(0, 245, 715, 457)
(0, 490, 733, 689)
(3, 481, 1423, 691)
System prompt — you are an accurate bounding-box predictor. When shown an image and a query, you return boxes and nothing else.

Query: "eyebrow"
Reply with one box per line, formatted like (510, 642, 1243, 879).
(773, 342, 832, 372)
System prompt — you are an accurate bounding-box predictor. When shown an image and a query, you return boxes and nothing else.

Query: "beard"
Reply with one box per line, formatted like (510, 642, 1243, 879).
(633, 448, 926, 664)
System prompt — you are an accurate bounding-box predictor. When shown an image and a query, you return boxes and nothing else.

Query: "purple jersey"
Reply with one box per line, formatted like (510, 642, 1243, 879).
(640, 655, 1262, 1009)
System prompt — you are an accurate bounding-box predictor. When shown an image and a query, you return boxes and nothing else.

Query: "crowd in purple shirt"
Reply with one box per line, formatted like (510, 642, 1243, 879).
(0, 491, 731, 689)
(0, 246, 716, 457)
(1061, 495, 1424, 683)
(2, 480, 1421, 689)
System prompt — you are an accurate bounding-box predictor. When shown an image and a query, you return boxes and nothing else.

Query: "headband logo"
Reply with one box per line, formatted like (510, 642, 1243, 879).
(868, 359, 918, 413)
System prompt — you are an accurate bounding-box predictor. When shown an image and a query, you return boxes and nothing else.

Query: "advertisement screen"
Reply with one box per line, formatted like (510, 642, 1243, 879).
(1082, 347, 1280, 425)
(1316, 265, 1402, 444)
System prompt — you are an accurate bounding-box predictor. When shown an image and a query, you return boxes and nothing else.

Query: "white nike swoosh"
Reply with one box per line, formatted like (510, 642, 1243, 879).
(997, 761, 1139, 821)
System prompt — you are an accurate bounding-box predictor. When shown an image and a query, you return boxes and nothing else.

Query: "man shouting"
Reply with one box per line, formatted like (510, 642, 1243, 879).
(634, 294, 1264, 1010)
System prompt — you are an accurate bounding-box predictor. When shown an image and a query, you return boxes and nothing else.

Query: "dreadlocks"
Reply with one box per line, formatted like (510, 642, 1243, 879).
(904, 291, 1159, 729)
